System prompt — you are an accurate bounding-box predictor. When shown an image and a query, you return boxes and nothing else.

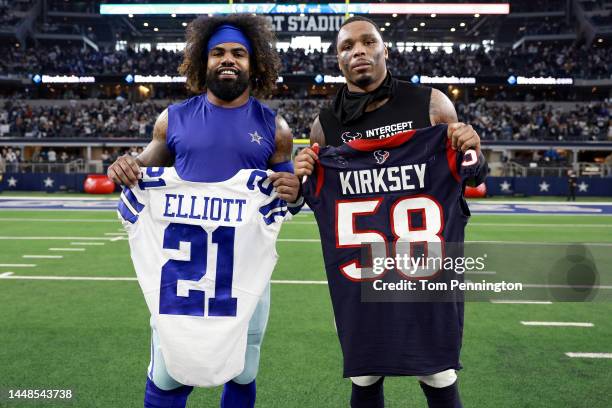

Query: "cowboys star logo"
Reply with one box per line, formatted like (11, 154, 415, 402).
(373, 150, 390, 164)
(340, 131, 363, 143)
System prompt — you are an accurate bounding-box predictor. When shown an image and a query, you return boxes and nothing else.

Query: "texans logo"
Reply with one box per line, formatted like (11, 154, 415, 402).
(374, 150, 390, 164)
(341, 131, 363, 143)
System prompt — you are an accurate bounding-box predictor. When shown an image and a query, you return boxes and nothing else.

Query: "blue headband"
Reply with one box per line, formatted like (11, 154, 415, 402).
(207, 24, 252, 55)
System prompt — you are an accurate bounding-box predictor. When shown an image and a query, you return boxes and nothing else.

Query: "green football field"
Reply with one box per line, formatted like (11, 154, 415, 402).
(0, 197, 611, 407)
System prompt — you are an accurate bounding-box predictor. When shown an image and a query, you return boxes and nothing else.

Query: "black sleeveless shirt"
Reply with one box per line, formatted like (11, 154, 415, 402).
(319, 80, 432, 147)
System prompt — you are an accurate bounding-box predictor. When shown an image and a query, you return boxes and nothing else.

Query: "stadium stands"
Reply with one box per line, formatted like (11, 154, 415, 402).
(1, 42, 609, 79)
(1, 99, 609, 142)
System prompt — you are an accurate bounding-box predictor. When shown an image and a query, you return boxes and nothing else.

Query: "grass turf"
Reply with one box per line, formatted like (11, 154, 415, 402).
(0, 205, 610, 407)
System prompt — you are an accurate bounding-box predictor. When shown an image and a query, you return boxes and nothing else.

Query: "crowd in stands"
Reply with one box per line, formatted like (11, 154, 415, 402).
(276, 99, 328, 139)
(0, 0, 22, 27)
(2, 42, 610, 79)
(0, 99, 165, 139)
(457, 100, 611, 142)
(1, 99, 609, 142)
(517, 18, 574, 36)
(0, 44, 181, 77)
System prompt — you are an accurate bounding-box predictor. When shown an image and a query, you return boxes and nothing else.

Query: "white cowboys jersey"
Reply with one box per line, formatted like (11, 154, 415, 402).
(118, 167, 289, 387)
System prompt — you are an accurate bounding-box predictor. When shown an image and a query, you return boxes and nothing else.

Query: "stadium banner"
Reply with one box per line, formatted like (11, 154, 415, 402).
(266, 15, 344, 32)
(2, 174, 609, 196)
(486, 176, 612, 197)
(29, 73, 576, 87)
(1, 173, 88, 193)
(100, 3, 510, 16)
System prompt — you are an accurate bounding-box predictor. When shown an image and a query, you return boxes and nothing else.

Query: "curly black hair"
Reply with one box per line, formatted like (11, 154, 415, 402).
(179, 14, 281, 98)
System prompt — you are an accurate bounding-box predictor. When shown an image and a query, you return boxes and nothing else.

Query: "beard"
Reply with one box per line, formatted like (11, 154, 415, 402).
(352, 73, 375, 89)
(206, 69, 250, 102)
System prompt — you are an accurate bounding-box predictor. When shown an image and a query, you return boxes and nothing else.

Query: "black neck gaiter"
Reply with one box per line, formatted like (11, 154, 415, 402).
(331, 71, 395, 125)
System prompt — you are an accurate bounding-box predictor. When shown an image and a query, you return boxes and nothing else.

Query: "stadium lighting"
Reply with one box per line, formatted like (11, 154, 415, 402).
(431, 13, 436, 17)
(460, 22, 466, 27)
(597, 38, 603, 43)
(143, 22, 149, 27)
(171, 13, 176, 17)
(154, 27, 159, 31)
(474, 13, 480, 17)
(450, 27, 456, 32)
(100, 3, 510, 16)
(392, 13, 397, 18)
(128, 13, 133, 18)
(385, 22, 390, 27)
(420, 22, 425, 26)
(182, 22, 187, 26)
(413, 27, 418, 32)
(380, 27, 386, 32)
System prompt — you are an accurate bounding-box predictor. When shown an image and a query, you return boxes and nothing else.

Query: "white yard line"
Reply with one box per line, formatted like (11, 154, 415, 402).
(23, 255, 63, 259)
(465, 271, 497, 275)
(490, 300, 552, 305)
(286, 221, 612, 228)
(468, 223, 611, 228)
(523, 283, 612, 290)
(110, 236, 126, 242)
(0, 275, 327, 284)
(466, 240, 612, 247)
(71, 242, 105, 246)
(0, 236, 110, 240)
(0, 264, 36, 267)
(468, 200, 612, 206)
(521, 321, 594, 327)
(277, 238, 612, 247)
(278, 238, 322, 242)
(0, 196, 117, 201)
(0, 275, 136, 281)
(0, 209, 111, 212)
(0, 275, 611, 292)
(565, 353, 612, 359)
(0, 218, 117, 223)
(0, 272, 14, 277)
(270, 279, 328, 285)
(48, 248, 85, 252)
(0, 236, 609, 247)
(104, 233, 128, 236)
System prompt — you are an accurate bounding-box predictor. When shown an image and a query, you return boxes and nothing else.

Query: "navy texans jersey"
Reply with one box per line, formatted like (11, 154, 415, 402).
(303, 124, 486, 377)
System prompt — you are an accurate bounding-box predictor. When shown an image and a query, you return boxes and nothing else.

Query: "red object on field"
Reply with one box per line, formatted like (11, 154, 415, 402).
(464, 183, 487, 198)
(84, 174, 116, 194)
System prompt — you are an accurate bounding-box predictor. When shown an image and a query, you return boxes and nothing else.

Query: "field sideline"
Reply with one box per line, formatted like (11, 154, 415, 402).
(0, 195, 611, 407)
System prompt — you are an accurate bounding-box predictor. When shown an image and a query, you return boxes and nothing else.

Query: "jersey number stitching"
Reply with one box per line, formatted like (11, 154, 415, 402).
(159, 223, 238, 317)
(336, 195, 445, 281)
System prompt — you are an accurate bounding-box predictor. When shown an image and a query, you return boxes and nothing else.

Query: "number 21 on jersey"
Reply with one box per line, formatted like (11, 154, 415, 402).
(159, 223, 237, 317)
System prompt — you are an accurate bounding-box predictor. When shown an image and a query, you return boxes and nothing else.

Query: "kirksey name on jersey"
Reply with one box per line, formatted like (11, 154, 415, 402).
(304, 124, 487, 378)
(339, 163, 427, 195)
